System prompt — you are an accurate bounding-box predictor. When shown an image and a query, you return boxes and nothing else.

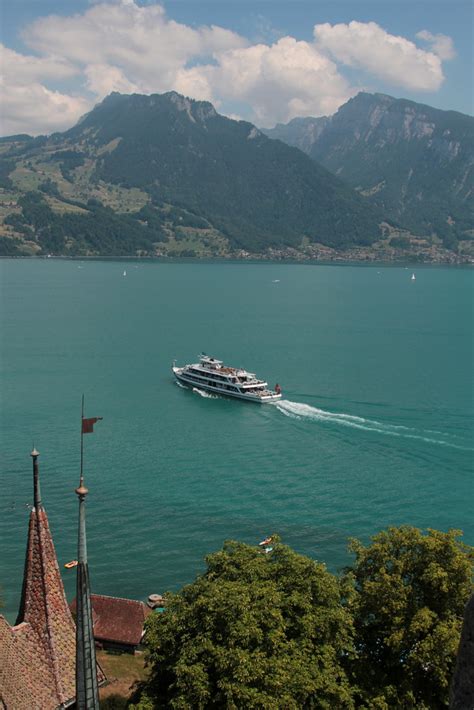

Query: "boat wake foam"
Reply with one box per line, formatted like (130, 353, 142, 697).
(275, 400, 471, 450)
(175, 381, 188, 389)
(193, 387, 220, 399)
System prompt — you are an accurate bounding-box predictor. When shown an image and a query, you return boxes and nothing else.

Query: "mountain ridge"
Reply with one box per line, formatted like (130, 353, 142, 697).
(0, 91, 383, 257)
(262, 92, 474, 249)
(0, 90, 472, 261)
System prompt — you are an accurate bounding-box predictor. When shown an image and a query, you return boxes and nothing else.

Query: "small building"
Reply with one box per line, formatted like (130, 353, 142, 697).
(70, 594, 152, 654)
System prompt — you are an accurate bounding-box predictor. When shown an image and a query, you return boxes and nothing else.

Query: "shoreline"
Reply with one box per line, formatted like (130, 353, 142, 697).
(1, 254, 473, 267)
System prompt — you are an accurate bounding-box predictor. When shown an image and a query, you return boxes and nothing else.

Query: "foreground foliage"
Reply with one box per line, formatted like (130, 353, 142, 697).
(131, 528, 473, 709)
(133, 539, 355, 709)
(348, 527, 473, 709)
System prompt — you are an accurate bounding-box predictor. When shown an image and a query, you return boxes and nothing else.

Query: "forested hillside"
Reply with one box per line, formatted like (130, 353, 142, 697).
(263, 92, 474, 250)
(0, 92, 382, 257)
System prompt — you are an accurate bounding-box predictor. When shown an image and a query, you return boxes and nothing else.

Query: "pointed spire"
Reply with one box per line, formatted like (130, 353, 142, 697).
(75, 471, 100, 709)
(16, 448, 77, 705)
(30, 446, 42, 510)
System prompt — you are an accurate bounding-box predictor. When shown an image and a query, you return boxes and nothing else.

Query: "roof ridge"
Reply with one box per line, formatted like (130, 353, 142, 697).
(37, 509, 76, 703)
(91, 593, 146, 604)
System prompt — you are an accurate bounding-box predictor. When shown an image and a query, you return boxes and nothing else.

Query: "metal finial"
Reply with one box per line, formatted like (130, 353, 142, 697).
(31, 446, 42, 510)
(75, 462, 99, 708)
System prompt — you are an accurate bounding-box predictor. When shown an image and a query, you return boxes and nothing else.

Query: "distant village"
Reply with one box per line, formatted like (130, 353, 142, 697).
(230, 240, 474, 265)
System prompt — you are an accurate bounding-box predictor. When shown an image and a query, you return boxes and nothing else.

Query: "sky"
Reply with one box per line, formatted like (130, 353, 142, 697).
(1, 0, 472, 136)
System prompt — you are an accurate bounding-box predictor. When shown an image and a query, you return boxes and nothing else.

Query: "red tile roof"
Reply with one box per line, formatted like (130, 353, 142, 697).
(1, 496, 105, 709)
(15, 508, 77, 706)
(0, 617, 72, 710)
(70, 595, 152, 647)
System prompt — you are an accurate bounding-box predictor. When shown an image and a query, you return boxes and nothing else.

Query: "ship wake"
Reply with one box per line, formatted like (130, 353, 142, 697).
(193, 387, 220, 399)
(275, 400, 471, 450)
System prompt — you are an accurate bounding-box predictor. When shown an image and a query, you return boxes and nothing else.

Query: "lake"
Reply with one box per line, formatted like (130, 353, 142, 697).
(0, 259, 472, 621)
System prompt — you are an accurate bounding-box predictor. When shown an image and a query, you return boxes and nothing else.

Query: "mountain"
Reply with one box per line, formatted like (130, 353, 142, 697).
(264, 116, 330, 153)
(263, 93, 474, 249)
(0, 92, 382, 257)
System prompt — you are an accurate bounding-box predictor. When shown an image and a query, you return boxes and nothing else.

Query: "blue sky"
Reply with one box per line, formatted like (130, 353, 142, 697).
(1, 0, 472, 135)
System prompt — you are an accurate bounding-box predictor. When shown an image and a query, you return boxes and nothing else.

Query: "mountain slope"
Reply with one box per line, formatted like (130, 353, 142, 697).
(0, 92, 382, 257)
(262, 116, 329, 153)
(263, 93, 474, 248)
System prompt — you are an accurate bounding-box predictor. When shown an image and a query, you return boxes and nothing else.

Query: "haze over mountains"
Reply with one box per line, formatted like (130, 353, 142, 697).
(0, 90, 472, 259)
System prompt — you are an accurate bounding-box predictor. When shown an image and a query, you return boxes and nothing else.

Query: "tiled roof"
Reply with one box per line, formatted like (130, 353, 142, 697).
(0, 504, 76, 709)
(16, 508, 77, 706)
(70, 595, 152, 646)
(1, 490, 105, 709)
(0, 618, 72, 710)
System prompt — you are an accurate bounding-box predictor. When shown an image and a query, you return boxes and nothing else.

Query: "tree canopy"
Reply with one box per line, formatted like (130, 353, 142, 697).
(130, 528, 473, 709)
(132, 538, 355, 709)
(347, 526, 474, 709)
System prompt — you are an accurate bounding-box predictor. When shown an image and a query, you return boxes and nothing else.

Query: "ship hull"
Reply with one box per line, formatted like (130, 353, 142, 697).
(173, 369, 282, 403)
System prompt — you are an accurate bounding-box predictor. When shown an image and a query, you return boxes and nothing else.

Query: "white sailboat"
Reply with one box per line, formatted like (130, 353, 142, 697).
(411, 273, 416, 281)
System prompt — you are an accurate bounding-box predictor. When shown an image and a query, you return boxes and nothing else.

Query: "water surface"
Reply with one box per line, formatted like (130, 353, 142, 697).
(1, 259, 472, 620)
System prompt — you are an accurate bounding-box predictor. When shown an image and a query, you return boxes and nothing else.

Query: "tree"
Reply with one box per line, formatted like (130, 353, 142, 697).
(450, 593, 474, 709)
(131, 539, 355, 709)
(346, 527, 473, 709)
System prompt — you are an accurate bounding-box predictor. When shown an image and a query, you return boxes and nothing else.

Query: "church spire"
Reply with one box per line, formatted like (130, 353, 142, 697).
(16, 447, 77, 705)
(75, 399, 101, 710)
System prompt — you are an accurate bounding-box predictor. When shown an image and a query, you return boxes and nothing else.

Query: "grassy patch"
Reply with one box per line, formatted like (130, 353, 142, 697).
(161, 227, 230, 256)
(97, 650, 148, 702)
(45, 195, 89, 214)
(97, 137, 123, 155)
(96, 184, 149, 213)
(10, 166, 43, 192)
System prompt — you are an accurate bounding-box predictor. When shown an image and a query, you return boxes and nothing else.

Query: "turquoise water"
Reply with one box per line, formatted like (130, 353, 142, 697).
(1, 259, 473, 621)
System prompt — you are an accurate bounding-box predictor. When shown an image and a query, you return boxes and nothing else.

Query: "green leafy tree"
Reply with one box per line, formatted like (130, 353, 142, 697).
(132, 538, 355, 709)
(346, 526, 473, 709)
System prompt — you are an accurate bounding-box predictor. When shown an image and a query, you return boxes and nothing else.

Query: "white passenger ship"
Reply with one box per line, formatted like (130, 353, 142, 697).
(173, 355, 282, 403)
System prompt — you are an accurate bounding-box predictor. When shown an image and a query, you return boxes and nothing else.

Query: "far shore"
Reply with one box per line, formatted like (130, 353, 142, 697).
(1, 253, 473, 267)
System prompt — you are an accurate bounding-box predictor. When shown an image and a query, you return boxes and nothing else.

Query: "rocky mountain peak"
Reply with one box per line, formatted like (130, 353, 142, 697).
(262, 91, 473, 247)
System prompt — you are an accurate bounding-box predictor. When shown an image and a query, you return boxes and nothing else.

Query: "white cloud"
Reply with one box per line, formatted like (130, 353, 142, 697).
(313, 21, 447, 91)
(416, 30, 456, 61)
(2, 1, 246, 134)
(1, 44, 78, 83)
(175, 37, 354, 126)
(17, 1, 354, 128)
(23, 1, 247, 94)
(0, 78, 90, 136)
(0, 4, 456, 135)
(84, 63, 140, 96)
(0, 45, 90, 135)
